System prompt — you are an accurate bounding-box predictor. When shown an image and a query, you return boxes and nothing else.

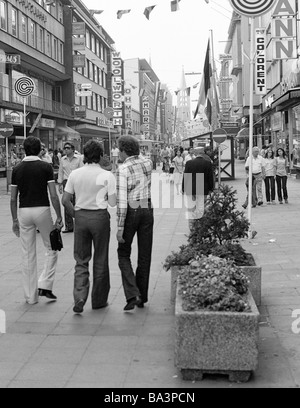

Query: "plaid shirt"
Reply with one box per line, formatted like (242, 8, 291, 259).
(116, 155, 153, 228)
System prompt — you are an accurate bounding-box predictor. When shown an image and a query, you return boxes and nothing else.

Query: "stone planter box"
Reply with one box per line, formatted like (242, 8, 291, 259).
(170, 266, 184, 306)
(240, 254, 261, 307)
(175, 286, 260, 383)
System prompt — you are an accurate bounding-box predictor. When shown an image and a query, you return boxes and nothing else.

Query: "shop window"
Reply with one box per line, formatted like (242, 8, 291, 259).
(21, 15, 27, 43)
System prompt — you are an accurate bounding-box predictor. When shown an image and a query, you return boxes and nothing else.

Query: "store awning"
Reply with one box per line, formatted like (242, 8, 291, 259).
(55, 126, 81, 140)
(236, 127, 249, 140)
(75, 123, 118, 139)
(272, 88, 300, 111)
(182, 132, 212, 142)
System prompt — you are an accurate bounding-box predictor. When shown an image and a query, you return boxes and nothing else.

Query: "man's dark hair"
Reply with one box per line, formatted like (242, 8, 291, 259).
(83, 140, 103, 164)
(64, 142, 75, 150)
(23, 136, 41, 156)
(118, 136, 140, 157)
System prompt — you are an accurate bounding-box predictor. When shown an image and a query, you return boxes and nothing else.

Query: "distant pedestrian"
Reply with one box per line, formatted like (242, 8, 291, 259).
(111, 143, 120, 172)
(263, 149, 276, 205)
(184, 147, 195, 165)
(173, 150, 184, 195)
(10, 136, 63, 305)
(150, 145, 158, 171)
(275, 148, 289, 204)
(116, 136, 154, 311)
(245, 147, 265, 206)
(182, 147, 215, 231)
(58, 142, 83, 233)
(52, 149, 60, 183)
(62, 140, 116, 314)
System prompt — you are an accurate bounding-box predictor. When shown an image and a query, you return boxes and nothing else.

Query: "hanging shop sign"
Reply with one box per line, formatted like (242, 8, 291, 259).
(72, 38, 85, 51)
(111, 51, 124, 127)
(124, 88, 133, 131)
(219, 54, 233, 61)
(272, 0, 297, 60)
(72, 22, 86, 36)
(142, 96, 150, 139)
(255, 28, 267, 95)
(73, 55, 86, 68)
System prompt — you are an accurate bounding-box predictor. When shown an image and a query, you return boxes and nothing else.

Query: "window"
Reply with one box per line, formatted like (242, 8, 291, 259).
(96, 40, 100, 57)
(92, 92, 96, 111)
(38, 27, 44, 52)
(89, 61, 93, 81)
(97, 95, 101, 112)
(84, 59, 88, 78)
(21, 15, 27, 43)
(91, 35, 95, 53)
(87, 96, 92, 109)
(99, 69, 103, 86)
(100, 43, 104, 60)
(94, 66, 98, 84)
(86, 29, 90, 48)
(11, 8, 17, 37)
(0, 1, 7, 31)
(103, 72, 107, 89)
(45, 32, 51, 56)
(30, 22, 36, 48)
(59, 42, 63, 64)
(104, 47, 108, 63)
(53, 38, 58, 60)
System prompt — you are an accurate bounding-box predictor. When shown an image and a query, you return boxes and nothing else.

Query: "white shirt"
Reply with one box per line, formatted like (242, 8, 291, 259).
(245, 155, 265, 174)
(112, 148, 119, 157)
(65, 164, 116, 210)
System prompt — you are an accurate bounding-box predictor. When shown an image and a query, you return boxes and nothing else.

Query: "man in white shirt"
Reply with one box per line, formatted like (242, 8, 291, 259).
(58, 142, 83, 233)
(245, 147, 265, 206)
(62, 140, 116, 314)
(111, 143, 120, 172)
(184, 147, 195, 165)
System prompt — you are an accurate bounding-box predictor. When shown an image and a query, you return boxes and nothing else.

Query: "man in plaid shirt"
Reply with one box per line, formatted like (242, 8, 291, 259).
(116, 136, 154, 311)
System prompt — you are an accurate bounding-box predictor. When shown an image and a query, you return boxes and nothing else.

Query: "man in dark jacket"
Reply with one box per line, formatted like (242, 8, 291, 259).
(182, 147, 215, 230)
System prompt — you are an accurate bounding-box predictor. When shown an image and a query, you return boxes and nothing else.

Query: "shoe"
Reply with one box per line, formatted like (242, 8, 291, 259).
(73, 300, 85, 314)
(242, 204, 247, 209)
(285, 199, 289, 204)
(92, 303, 109, 310)
(124, 297, 142, 311)
(137, 302, 145, 309)
(272, 201, 276, 205)
(267, 202, 271, 205)
(62, 229, 73, 234)
(258, 201, 263, 206)
(279, 201, 283, 205)
(38, 289, 57, 300)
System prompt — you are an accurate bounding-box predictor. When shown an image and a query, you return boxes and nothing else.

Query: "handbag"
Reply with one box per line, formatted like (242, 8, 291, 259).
(49, 229, 63, 251)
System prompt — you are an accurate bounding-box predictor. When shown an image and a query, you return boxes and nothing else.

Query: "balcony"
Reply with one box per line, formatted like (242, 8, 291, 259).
(0, 85, 73, 119)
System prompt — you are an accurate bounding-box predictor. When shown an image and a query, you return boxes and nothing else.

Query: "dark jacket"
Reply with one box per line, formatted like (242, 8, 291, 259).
(182, 156, 214, 196)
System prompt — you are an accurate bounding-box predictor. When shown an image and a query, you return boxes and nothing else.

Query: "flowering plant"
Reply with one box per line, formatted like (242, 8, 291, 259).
(178, 256, 250, 313)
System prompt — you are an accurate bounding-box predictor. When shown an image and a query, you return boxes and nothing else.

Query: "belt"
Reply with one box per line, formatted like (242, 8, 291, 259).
(128, 198, 152, 209)
(253, 172, 261, 175)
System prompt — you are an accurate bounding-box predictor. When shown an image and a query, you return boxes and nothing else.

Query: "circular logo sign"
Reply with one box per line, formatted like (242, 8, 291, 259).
(0, 122, 14, 138)
(104, 107, 114, 120)
(230, 0, 276, 17)
(14, 77, 35, 97)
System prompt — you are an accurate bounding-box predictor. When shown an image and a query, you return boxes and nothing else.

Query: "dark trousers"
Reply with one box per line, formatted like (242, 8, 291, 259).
(118, 206, 154, 303)
(264, 176, 276, 202)
(63, 179, 75, 231)
(151, 157, 157, 170)
(276, 175, 288, 202)
(74, 209, 111, 309)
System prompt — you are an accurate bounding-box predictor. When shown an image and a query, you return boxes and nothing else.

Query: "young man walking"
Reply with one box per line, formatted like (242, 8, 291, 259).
(10, 136, 63, 305)
(58, 142, 83, 233)
(62, 140, 116, 314)
(116, 136, 154, 311)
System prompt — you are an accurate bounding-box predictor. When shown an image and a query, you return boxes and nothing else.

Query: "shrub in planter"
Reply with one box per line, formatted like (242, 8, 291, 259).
(178, 256, 250, 313)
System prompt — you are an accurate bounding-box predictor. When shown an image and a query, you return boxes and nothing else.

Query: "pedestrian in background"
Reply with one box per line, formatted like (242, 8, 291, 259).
(58, 142, 83, 233)
(182, 147, 214, 231)
(173, 150, 184, 195)
(10, 136, 63, 305)
(116, 136, 154, 312)
(245, 146, 265, 206)
(62, 140, 116, 314)
(111, 143, 120, 172)
(263, 149, 276, 205)
(275, 148, 289, 204)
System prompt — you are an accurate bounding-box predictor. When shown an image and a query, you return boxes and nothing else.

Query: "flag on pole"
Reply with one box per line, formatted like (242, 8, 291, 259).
(144, 5, 156, 20)
(89, 10, 104, 16)
(194, 40, 212, 120)
(171, 0, 181, 12)
(117, 10, 131, 19)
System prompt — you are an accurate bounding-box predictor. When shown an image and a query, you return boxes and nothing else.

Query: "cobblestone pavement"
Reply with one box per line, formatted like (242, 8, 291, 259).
(0, 161, 300, 388)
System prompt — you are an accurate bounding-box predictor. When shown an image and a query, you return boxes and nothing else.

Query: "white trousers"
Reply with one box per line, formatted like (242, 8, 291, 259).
(185, 195, 206, 231)
(19, 207, 58, 304)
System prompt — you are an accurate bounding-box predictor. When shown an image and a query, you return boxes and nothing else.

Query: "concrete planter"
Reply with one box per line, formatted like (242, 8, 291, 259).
(170, 266, 184, 306)
(240, 254, 261, 306)
(175, 286, 260, 383)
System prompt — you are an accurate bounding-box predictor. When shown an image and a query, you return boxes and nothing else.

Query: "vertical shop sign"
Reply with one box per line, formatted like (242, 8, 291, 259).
(111, 52, 124, 126)
(255, 28, 267, 95)
(272, 0, 297, 59)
